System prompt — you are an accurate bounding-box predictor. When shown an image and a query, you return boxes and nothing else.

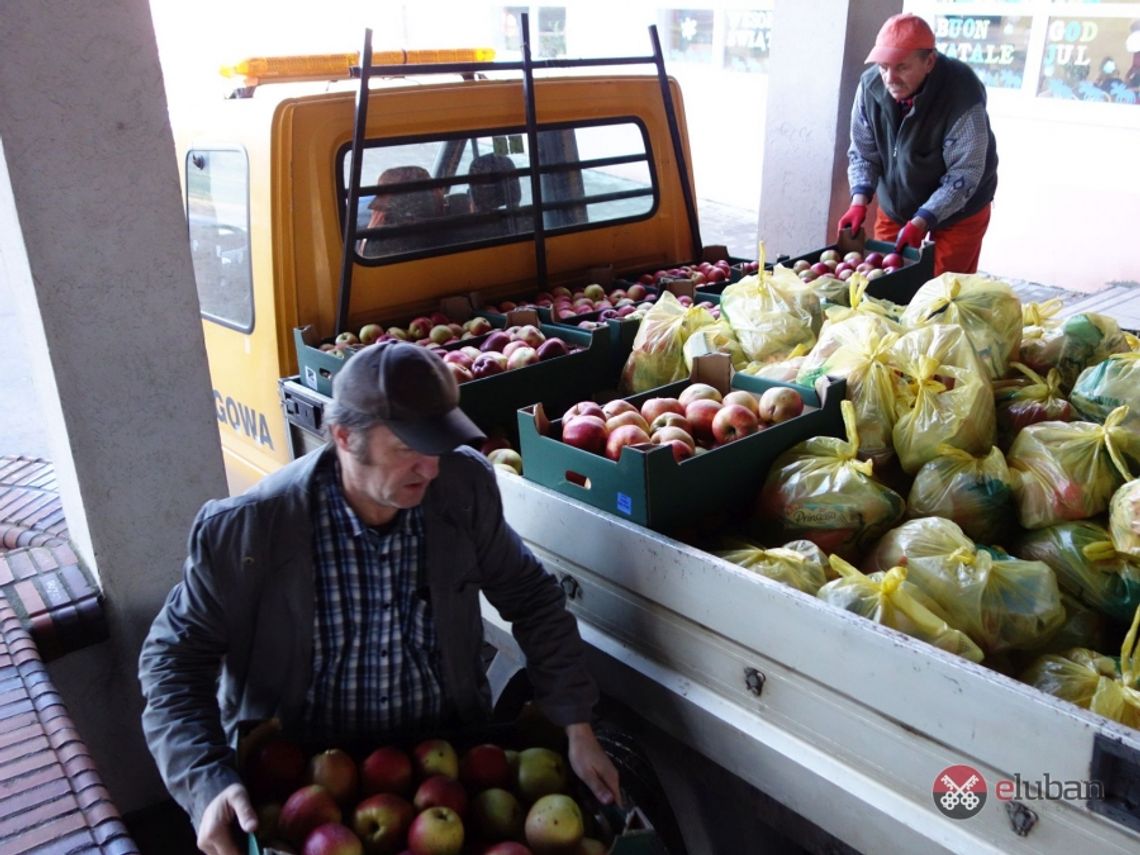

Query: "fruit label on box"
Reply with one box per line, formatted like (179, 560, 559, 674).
(617, 493, 633, 515)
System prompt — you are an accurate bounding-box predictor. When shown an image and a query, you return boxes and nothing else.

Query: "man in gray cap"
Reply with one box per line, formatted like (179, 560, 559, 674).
(139, 341, 619, 855)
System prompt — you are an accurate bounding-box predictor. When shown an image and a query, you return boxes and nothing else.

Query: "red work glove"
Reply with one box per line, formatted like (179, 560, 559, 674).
(895, 220, 927, 251)
(836, 203, 867, 238)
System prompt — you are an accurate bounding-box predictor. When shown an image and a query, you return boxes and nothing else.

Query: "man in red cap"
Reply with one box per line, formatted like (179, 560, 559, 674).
(836, 13, 998, 275)
(139, 341, 620, 855)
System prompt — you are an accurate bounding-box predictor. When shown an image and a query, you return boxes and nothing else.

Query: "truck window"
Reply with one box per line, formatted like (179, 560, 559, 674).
(339, 118, 656, 263)
(186, 148, 253, 331)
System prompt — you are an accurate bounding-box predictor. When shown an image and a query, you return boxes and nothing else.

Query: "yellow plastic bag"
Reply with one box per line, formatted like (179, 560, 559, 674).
(1015, 520, 1140, 623)
(754, 400, 905, 562)
(901, 273, 1022, 380)
(1055, 313, 1135, 392)
(715, 539, 829, 595)
(905, 445, 1017, 545)
(1110, 479, 1140, 559)
(864, 517, 1064, 654)
(889, 324, 997, 474)
(682, 316, 749, 371)
(1007, 406, 1135, 529)
(822, 275, 906, 326)
(795, 315, 902, 465)
(992, 363, 1075, 450)
(1071, 352, 1140, 430)
(619, 290, 718, 393)
(737, 344, 808, 383)
(818, 556, 984, 662)
(720, 269, 820, 365)
(1018, 298, 1066, 376)
(1020, 605, 1140, 729)
(772, 262, 849, 309)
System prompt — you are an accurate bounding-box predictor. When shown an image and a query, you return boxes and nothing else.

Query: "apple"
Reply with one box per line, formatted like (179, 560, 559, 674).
(809, 262, 830, 277)
(678, 383, 723, 407)
(445, 362, 473, 384)
(470, 787, 524, 842)
(604, 410, 650, 434)
(352, 793, 414, 855)
(866, 268, 885, 280)
(601, 399, 638, 420)
(480, 842, 533, 855)
(516, 747, 570, 804)
(358, 324, 384, 345)
(502, 340, 531, 358)
(336, 331, 360, 347)
(480, 331, 512, 353)
(863, 251, 884, 267)
(758, 386, 805, 423)
(649, 412, 692, 434)
(414, 774, 468, 817)
(551, 286, 572, 299)
(413, 739, 459, 781)
(711, 403, 760, 444)
(639, 397, 685, 425)
(721, 390, 759, 416)
(309, 749, 359, 807)
(246, 736, 308, 803)
(684, 398, 723, 447)
(604, 424, 651, 461)
(386, 326, 409, 341)
(442, 350, 473, 369)
(513, 325, 546, 348)
(488, 448, 523, 475)
(626, 283, 648, 300)
(651, 425, 695, 453)
(471, 352, 507, 378)
(460, 744, 513, 792)
(842, 251, 862, 264)
(537, 337, 571, 361)
(561, 416, 608, 455)
(881, 252, 904, 269)
(562, 401, 604, 422)
(361, 747, 414, 797)
(577, 840, 606, 855)
(407, 806, 464, 855)
(524, 794, 584, 855)
(506, 346, 540, 370)
(464, 317, 494, 336)
(303, 822, 364, 855)
(791, 259, 811, 273)
(406, 317, 433, 340)
(582, 283, 606, 301)
(819, 249, 840, 263)
(281, 785, 343, 847)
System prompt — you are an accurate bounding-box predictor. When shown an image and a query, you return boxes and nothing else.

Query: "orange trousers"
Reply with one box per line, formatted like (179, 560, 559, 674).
(874, 204, 992, 276)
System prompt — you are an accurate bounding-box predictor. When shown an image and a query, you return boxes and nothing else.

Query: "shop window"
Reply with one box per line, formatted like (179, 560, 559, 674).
(666, 9, 715, 63)
(186, 149, 253, 331)
(935, 15, 1032, 89)
(537, 7, 566, 59)
(723, 8, 774, 73)
(1038, 16, 1140, 104)
(502, 6, 526, 52)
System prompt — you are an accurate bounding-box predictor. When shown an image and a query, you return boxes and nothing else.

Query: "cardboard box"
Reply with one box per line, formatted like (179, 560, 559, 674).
(517, 354, 847, 532)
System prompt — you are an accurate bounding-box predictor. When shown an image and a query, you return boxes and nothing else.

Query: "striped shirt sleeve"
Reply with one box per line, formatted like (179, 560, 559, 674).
(847, 84, 881, 199)
(916, 103, 990, 228)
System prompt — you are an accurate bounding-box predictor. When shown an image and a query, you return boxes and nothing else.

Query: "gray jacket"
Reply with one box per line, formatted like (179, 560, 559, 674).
(138, 444, 597, 828)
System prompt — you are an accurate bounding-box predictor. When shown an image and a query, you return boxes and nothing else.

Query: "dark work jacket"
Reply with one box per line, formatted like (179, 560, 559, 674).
(861, 55, 998, 227)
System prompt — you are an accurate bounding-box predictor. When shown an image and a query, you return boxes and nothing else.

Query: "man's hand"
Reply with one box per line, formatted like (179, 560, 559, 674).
(895, 217, 928, 251)
(197, 783, 258, 855)
(836, 203, 868, 238)
(566, 723, 621, 808)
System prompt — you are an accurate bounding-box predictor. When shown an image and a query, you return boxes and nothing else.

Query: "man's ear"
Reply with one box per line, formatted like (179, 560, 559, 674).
(329, 422, 352, 452)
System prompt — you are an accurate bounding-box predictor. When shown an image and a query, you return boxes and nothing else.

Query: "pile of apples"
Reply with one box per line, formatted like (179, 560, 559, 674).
(481, 435, 523, 477)
(559, 383, 805, 463)
(790, 248, 906, 285)
(633, 259, 733, 287)
(244, 735, 608, 855)
(439, 324, 576, 384)
(483, 283, 657, 325)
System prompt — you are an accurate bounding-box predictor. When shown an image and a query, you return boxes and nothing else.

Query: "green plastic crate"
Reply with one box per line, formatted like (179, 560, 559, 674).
(518, 361, 847, 532)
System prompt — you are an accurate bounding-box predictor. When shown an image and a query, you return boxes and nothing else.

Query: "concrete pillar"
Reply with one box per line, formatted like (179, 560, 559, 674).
(0, 0, 228, 813)
(757, 0, 901, 258)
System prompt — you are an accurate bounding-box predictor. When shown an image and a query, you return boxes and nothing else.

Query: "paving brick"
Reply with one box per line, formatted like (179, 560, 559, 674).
(0, 556, 13, 586)
(0, 776, 73, 819)
(5, 552, 35, 582)
(0, 698, 35, 721)
(51, 544, 78, 567)
(60, 565, 96, 599)
(23, 827, 97, 854)
(0, 733, 50, 766)
(0, 763, 65, 799)
(0, 805, 86, 853)
(0, 720, 41, 752)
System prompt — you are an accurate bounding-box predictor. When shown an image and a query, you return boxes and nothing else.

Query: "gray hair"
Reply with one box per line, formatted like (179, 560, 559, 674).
(322, 400, 384, 459)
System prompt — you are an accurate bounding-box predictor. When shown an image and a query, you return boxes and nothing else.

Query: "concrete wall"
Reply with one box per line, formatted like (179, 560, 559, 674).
(0, 0, 228, 812)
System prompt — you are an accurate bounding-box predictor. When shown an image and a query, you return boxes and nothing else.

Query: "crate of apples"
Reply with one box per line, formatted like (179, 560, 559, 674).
(789, 247, 907, 285)
(242, 732, 618, 855)
(483, 283, 658, 325)
(438, 324, 579, 385)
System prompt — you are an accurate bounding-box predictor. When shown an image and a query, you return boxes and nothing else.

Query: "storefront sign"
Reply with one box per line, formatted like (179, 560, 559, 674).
(935, 16, 1031, 89)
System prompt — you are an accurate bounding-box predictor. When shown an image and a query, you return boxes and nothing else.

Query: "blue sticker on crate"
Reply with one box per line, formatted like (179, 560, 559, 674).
(617, 493, 632, 515)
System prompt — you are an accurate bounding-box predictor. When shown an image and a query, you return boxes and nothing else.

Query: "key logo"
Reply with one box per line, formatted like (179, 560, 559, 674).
(933, 764, 987, 819)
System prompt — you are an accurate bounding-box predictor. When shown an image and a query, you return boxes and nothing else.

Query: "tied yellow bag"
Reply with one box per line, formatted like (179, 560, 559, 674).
(1110, 479, 1140, 559)
(822, 276, 906, 326)
(1007, 405, 1135, 530)
(889, 324, 997, 475)
(715, 539, 829, 595)
(1015, 520, 1140, 623)
(1071, 352, 1140, 431)
(818, 556, 984, 662)
(864, 517, 1065, 654)
(720, 268, 821, 365)
(905, 445, 1017, 545)
(901, 272, 1022, 380)
(992, 363, 1075, 450)
(754, 399, 905, 562)
(1020, 605, 1140, 729)
(619, 291, 718, 393)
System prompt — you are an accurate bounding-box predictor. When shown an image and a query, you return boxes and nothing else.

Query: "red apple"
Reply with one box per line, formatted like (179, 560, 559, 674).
(684, 398, 723, 447)
(562, 401, 604, 422)
(561, 416, 608, 455)
(429, 325, 455, 345)
(721, 390, 759, 416)
(463, 317, 493, 336)
(604, 424, 651, 461)
(308, 749, 359, 807)
(651, 425, 696, 453)
(627, 283, 648, 300)
(479, 844, 533, 855)
(361, 746, 414, 797)
(304, 822, 364, 855)
(246, 736, 308, 803)
(506, 346, 539, 371)
(445, 362, 473, 384)
(359, 324, 384, 345)
(471, 352, 507, 378)
(502, 339, 532, 359)
(480, 331, 512, 353)
(281, 785, 343, 848)
(881, 252, 904, 269)
(758, 386, 805, 423)
(407, 317, 434, 340)
(386, 326, 409, 341)
(442, 350, 473, 369)
(639, 397, 685, 425)
(514, 325, 546, 348)
(352, 793, 414, 855)
(678, 382, 723, 407)
(413, 739, 459, 781)
(711, 403, 760, 444)
(649, 411, 692, 434)
(414, 774, 468, 817)
(604, 410, 650, 434)
(407, 806, 464, 855)
(601, 399, 638, 420)
(864, 251, 885, 267)
(459, 744, 513, 792)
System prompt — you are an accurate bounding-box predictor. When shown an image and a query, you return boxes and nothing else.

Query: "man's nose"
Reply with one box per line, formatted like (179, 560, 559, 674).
(415, 454, 440, 479)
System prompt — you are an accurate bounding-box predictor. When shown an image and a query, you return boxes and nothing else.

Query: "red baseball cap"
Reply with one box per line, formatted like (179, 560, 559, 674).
(866, 13, 936, 64)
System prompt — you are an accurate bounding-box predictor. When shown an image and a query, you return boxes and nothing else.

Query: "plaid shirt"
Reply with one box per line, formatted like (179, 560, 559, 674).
(303, 457, 443, 741)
